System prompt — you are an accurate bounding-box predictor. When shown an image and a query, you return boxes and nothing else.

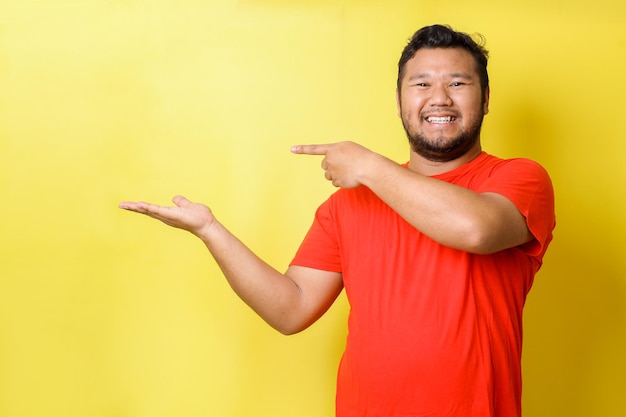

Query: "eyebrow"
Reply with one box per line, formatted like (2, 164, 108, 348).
(407, 72, 474, 82)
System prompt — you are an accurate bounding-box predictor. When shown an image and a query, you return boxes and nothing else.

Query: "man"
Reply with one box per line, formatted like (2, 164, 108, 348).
(120, 24, 555, 417)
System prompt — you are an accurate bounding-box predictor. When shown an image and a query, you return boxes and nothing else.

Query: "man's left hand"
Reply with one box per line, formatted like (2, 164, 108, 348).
(291, 141, 376, 188)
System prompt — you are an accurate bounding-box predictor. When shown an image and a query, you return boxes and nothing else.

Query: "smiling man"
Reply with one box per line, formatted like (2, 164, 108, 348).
(120, 25, 555, 417)
(399, 47, 489, 162)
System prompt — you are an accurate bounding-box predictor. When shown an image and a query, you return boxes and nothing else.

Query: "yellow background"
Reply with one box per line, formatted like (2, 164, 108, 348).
(1, 1, 624, 416)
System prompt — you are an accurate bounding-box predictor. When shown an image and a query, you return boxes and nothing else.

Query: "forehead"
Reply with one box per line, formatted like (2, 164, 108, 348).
(403, 47, 479, 79)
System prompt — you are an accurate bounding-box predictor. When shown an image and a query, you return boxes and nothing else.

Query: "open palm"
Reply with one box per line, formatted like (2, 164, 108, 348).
(119, 195, 215, 236)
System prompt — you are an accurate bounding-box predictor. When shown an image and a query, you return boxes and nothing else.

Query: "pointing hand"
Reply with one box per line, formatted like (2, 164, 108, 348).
(291, 141, 374, 188)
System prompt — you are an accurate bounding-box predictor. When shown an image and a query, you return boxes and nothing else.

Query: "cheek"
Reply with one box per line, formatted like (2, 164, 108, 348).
(398, 96, 423, 118)
(399, 105, 414, 125)
(457, 98, 484, 120)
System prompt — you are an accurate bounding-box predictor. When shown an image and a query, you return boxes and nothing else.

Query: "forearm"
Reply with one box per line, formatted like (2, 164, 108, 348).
(195, 221, 306, 333)
(361, 154, 528, 254)
(119, 196, 341, 334)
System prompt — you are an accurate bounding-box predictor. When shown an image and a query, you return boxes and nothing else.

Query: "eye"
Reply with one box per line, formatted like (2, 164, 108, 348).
(450, 82, 466, 87)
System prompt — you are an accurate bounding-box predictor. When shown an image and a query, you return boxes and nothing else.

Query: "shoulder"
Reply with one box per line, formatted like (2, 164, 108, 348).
(483, 154, 550, 178)
(440, 153, 552, 194)
(469, 154, 553, 191)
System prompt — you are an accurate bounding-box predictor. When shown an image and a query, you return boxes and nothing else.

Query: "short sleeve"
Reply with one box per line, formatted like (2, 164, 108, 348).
(478, 158, 556, 257)
(290, 196, 343, 272)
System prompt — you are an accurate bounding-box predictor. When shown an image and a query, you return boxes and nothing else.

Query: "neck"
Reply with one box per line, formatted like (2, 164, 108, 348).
(408, 142, 483, 176)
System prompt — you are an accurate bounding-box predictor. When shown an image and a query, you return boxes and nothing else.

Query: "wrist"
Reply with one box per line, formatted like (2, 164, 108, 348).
(194, 218, 222, 243)
(359, 152, 392, 188)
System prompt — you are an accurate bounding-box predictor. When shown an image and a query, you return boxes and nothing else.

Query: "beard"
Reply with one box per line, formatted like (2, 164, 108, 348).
(401, 111, 484, 163)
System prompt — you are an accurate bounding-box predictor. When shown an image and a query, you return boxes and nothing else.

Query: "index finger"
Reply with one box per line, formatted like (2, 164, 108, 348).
(290, 144, 331, 155)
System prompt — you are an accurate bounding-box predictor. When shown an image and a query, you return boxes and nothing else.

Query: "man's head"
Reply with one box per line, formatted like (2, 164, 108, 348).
(397, 25, 489, 98)
(396, 25, 490, 162)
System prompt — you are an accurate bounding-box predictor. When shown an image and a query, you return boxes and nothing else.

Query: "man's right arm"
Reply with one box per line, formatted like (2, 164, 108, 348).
(119, 195, 344, 335)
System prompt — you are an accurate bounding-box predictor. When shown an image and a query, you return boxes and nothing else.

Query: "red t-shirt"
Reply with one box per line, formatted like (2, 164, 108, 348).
(290, 152, 555, 417)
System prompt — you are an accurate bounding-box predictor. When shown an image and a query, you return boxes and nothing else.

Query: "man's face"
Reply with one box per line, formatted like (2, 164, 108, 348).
(396, 47, 489, 162)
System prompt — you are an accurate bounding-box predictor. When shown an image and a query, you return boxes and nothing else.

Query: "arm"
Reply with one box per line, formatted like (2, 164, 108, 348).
(119, 196, 343, 335)
(291, 142, 532, 254)
(361, 154, 532, 254)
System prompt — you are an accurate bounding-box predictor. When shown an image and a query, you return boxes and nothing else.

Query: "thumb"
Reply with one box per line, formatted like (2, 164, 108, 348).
(172, 195, 191, 207)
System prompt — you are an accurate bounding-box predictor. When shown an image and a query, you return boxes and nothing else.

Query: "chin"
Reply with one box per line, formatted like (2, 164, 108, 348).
(409, 135, 479, 162)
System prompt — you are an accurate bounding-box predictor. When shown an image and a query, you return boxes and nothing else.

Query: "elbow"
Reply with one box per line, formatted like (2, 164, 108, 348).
(267, 313, 314, 336)
(277, 327, 303, 336)
(464, 239, 498, 255)
(458, 216, 532, 255)
(457, 222, 501, 255)
(274, 321, 310, 336)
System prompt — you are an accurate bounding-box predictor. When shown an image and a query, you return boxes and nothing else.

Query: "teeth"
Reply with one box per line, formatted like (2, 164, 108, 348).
(427, 116, 454, 123)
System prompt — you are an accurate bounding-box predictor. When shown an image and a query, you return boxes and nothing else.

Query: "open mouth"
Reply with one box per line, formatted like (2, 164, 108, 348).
(426, 116, 456, 124)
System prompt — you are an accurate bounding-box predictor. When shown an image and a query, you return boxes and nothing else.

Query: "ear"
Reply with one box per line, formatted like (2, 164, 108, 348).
(483, 86, 490, 115)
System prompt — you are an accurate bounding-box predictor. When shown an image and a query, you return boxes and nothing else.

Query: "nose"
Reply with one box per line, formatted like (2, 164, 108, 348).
(430, 83, 452, 106)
